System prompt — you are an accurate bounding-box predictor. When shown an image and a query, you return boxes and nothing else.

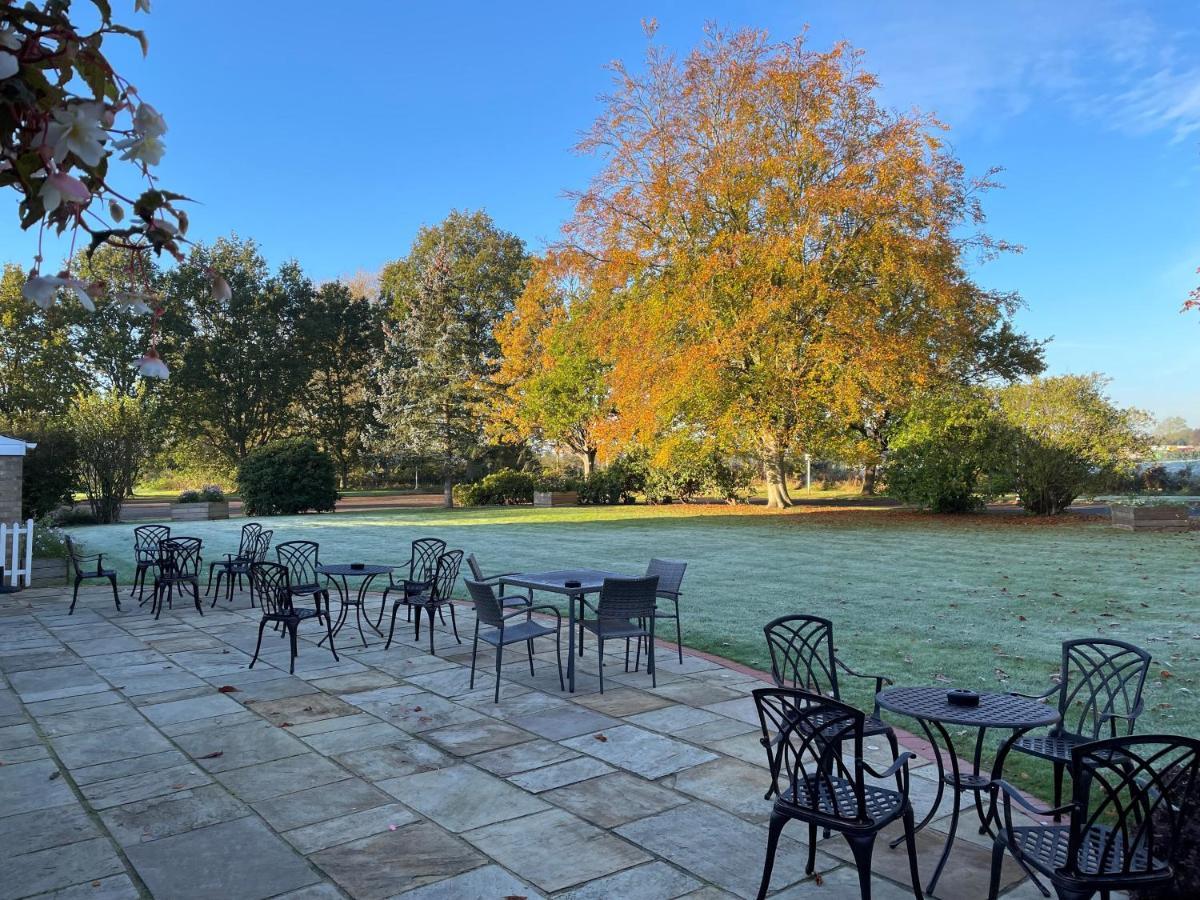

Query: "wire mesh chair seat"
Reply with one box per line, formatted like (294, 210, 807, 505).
(1009, 638, 1152, 821)
(151, 537, 203, 620)
(579, 575, 659, 693)
(206, 522, 264, 601)
(987, 735, 1200, 900)
(465, 578, 564, 702)
(248, 562, 338, 675)
(66, 536, 120, 615)
(752, 687, 923, 900)
(385, 549, 463, 654)
(131, 524, 170, 604)
(466, 552, 532, 608)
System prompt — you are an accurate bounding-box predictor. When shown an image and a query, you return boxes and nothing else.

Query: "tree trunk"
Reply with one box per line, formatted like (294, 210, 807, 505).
(862, 464, 878, 496)
(580, 447, 597, 478)
(442, 471, 453, 508)
(761, 436, 793, 509)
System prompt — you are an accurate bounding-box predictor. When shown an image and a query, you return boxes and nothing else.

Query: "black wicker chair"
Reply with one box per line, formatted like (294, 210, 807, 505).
(1009, 638, 1153, 821)
(131, 524, 169, 604)
(151, 537, 203, 619)
(386, 549, 463, 654)
(466, 552, 532, 608)
(464, 578, 563, 702)
(66, 536, 120, 614)
(380, 537, 446, 627)
(248, 562, 338, 675)
(753, 686, 923, 900)
(988, 735, 1200, 900)
(632, 557, 687, 669)
(763, 614, 899, 758)
(579, 575, 659, 693)
(206, 522, 263, 601)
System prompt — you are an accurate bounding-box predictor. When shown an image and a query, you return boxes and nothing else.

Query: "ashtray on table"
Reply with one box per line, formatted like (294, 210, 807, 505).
(350, 563, 365, 571)
(946, 689, 980, 707)
(564, 580, 582, 589)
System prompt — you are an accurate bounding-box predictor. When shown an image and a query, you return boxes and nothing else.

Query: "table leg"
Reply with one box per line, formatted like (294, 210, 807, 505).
(891, 717, 947, 848)
(925, 718, 964, 896)
(567, 592, 577, 693)
(987, 726, 1052, 898)
(357, 574, 383, 637)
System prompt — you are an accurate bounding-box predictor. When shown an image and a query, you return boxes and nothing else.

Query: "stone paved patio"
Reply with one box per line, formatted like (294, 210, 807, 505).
(0, 584, 1051, 900)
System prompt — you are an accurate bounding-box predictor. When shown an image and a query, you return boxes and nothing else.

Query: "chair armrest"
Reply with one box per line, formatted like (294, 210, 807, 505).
(992, 779, 1075, 820)
(835, 657, 893, 715)
(1100, 699, 1145, 733)
(484, 571, 522, 581)
(1009, 684, 1059, 701)
(504, 604, 561, 625)
(655, 589, 681, 600)
(861, 751, 916, 782)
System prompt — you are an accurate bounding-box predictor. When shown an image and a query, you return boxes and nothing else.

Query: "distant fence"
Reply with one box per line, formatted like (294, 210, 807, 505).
(1, 519, 34, 588)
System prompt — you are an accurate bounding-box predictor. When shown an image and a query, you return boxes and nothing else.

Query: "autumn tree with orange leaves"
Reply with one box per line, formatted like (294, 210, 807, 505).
(544, 24, 1020, 507)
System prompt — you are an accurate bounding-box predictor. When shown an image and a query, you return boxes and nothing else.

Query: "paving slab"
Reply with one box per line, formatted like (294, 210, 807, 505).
(71, 749, 191, 786)
(564, 725, 718, 779)
(248, 693, 360, 727)
(381, 764, 549, 832)
(509, 704, 620, 740)
(334, 739, 455, 781)
(8, 665, 109, 703)
(0, 837, 126, 900)
(139, 692, 244, 726)
(125, 816, 320, 900)
(422, 718, 532, 755)
(35, 702, 147, 738)
(300, 721, 411, 756)
(309, 823, 484, 900)
(79, 762, 211, 810)
(25, 872, 142, 900)
(666, 757, 775, 822)
(252, 777, 394, 831)
(572, 687, 675, 717)
(509, 755, 615, 792)
(617, 803, 824, 899)
(99, 782, 251, 846)
(282, 801, 418, 854)
(555, 860, 703, 900)
(215, 752, 350, 801)
(0, 803, 99, 856)
(173, 720, 310, 772)
(390, 864, 545, 899)
(463, 807, 649, 892)
(542, 771, 688, 828)
(0, 757, 76, 815)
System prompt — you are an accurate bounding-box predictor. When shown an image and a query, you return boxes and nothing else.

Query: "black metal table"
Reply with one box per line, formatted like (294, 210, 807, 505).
(876, 685, 1060, 896)
(498, 568, 624, 692)
(316, 563, 394, 648)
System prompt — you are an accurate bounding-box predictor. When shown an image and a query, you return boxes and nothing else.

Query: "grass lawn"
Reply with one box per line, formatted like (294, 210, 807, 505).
(66, 502, 1198, 797)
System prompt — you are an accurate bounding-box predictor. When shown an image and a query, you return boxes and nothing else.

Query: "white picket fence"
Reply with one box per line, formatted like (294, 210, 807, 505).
(1, 518, 34, 588)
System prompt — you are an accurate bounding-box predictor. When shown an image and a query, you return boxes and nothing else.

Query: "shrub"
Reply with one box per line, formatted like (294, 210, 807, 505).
(577, 453, 646, 504)
(31, 519, 69, 559)
(452, 468, 536, 506)
(177, 485, 226, 503)
(11, 423, 78, 520)
(237, 439, 338, 516)
(50, 507, 98, 526)
(884, 389, 1007, 513)
(998, 375, 1149, 515)
(69, 393, 155, 524)
(643, 440, 751, 504)
(176, 489, 201, 503)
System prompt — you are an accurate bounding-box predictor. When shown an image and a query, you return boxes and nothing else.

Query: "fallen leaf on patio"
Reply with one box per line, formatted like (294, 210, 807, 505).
(48, 771, 61, 781)
(503, 895, 528, 899)
(91, 883, 101, 888)
(388, 824, 397, 831)
(197, 751, 224, 759)
(217, 685, 239, 693)
(411, 706, 423, 712)
(279, 722, 293, 727)
(594, 733, 608, 742)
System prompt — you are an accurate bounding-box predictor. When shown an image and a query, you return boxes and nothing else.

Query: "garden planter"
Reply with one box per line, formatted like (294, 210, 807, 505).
(1110, 504, 1189, 533)
(170, 501, 230, 522)
(533, 491, 579, 508)
(31, 557, 67, 586)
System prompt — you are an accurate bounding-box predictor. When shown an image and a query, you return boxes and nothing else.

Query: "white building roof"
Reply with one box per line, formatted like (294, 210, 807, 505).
(0, 435, 36, 456)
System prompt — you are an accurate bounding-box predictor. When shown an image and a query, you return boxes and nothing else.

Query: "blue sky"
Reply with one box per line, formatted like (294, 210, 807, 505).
(5, 1, 1198, 421)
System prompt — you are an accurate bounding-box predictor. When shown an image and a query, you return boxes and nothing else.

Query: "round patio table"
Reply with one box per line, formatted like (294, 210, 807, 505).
(315, 563, 394, 648)
(876, 685, 1060, 896)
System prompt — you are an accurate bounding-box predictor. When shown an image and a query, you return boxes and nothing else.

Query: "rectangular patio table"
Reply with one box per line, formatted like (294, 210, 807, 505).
(498, 568, 624, 693)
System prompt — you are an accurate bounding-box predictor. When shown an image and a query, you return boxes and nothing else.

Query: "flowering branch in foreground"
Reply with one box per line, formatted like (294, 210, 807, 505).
(1, 0, 223, 379)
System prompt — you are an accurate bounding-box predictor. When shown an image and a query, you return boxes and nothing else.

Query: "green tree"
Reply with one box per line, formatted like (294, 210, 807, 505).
(298, 282, 384, 487)
(163, 236, 317, 465)
(0, 264, 87, 422)
(884, 388, 1006, 512)
(374, 213, 530, 506)
(69, 392, 155, 524)
(1153, 416, 1193, 445)
(998, 375, 1150, 515)
(69, 246, 166, 397)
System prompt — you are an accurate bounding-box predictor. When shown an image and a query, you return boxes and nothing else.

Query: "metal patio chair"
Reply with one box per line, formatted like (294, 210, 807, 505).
(131, 524, 169, 604)
(66, 536, 120, 614)
(151, 536, 203, 619)
(1009, 638, 1152, 820)
(988, 735, 1200, 900)
(248, 562, 338, 675)
(206, 521, 263, 600)
(465, 578, 563, 702)
(580, 575, 659, 693)
(385, 549, 463, 654)
(380, 537, 446, 626)
(753, 686, 923, 900)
